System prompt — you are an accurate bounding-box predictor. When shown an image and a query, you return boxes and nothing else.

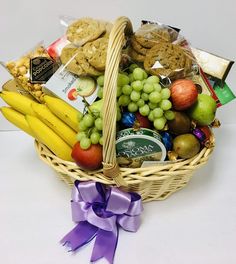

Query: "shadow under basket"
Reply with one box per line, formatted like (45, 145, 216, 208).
(34, 16, 215, 203)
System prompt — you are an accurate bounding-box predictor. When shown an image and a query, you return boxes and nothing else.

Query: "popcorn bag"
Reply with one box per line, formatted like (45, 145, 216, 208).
(0, 16, 235, 264)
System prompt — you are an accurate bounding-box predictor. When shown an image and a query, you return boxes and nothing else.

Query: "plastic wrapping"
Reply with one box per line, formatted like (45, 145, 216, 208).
(128, 21, 196, 81)
(49, 16, 114, 77)
(1, 43, 58, 102)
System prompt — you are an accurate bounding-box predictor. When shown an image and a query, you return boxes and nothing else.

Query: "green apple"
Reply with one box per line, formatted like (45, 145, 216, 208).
(188, 94, 217, 125)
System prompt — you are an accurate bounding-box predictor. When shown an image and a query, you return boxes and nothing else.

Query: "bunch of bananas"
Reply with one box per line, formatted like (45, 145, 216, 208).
(0, 86, 83, 161)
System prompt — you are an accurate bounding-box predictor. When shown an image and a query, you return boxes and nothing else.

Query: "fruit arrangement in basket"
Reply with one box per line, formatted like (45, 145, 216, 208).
(0, 16, 235, 195)
(1, 16, 235, 264)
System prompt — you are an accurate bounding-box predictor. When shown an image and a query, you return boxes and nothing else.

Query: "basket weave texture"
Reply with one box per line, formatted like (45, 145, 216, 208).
(35, 17, 214, 202)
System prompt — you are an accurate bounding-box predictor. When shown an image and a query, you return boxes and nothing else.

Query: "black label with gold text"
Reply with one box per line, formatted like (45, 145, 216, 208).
(30, 57, 58, 84)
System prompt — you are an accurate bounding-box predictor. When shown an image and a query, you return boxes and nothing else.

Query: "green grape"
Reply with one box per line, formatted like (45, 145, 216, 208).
(128, 102, 138, 112)
(95, 117, 103, 130)
(117, 86, 122, 97)
(83, 114, 94, 127)
(148, 110, 154, 122)
(90, 132, 101, 144)
(128, 73, 135, 83)
(143, 83, 154, 94)
(130, 90, 141, 102)
(148, 102, 158, 110)
(139, 104, 150, 116)
(164, 110, 175, 120)
(129, 63, 139, 73)
(153, 83, 162, 92)
(78, 111, 83, 121)
(137, 99, 145, 107)
(133, 68, 145, 81)
(97, 75, 105, 86)
(142, 79, 147, 85)
(160, 99, 172, 111)
(122, 84, 132, 95)
(146, 75, 160, 84)
(80, 137, 91, 150)
(122, 71, 129, 76)
(78, 120, 88, 131)
(161, 88, 171, 99)
(99, 136, 103, 145)
(131, 80, 143, 92)
(91, 127, 99, 133)
(154, 117, 167, 130)
(117, 73, 130, 86)
(153, 107, 164, 118)
(117, 109, 122, 121)
(76, 131, 87, 141)
(118, 95, 130, 106)
(141, 92, 149, 101)
(97, 87, 103, 99)
(143, 71, 148, 79)
(149, 91, 162, 103)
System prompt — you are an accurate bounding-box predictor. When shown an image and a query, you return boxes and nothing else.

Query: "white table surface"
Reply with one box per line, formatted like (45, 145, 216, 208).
(0, 126, 236, 264)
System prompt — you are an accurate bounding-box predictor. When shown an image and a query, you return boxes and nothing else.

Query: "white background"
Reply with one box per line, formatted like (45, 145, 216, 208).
(0, 0, 236, 264)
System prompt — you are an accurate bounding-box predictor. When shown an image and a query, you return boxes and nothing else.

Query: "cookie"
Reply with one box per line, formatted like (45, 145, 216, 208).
(83, 37, 108, 71)
(128, 47, 145, 62)
(130, 35, 149, 55)
(60, 44, 85, 75)
(66, 18, 105, 46)
(75, 49, 103, 76)
(101, 21, 113, 37)
(144, 42, 191, 79)
(135, 24, 171, 48)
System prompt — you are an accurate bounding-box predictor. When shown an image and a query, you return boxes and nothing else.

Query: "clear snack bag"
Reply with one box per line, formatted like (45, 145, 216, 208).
(1, 43, 58, 102)
(128, 20, 196, 81)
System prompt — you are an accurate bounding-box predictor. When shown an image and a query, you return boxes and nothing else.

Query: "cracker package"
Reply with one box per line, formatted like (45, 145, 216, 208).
(1, 44, 58, 102)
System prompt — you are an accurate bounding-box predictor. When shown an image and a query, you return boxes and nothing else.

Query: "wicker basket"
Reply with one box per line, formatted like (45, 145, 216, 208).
(35, 16, 215, 203)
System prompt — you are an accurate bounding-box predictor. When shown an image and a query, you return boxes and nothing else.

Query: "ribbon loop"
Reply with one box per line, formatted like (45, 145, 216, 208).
(61, 181, 143, 264)
(106, 188, 131, 215)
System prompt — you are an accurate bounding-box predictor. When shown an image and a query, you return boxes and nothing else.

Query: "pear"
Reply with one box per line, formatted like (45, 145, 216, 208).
(167, 111, 191, 135)
(173, 134, 200, 159)
(188, 94, 217, 126)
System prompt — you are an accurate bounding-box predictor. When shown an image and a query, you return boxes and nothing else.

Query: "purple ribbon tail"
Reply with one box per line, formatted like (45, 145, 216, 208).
(90, 226, 118, 264)
(60, 221, 98, 251)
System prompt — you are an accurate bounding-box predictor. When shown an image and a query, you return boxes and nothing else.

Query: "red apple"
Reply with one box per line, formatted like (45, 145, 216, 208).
(170, 79, 198, 110)
(71, 142, 103, 170)
(135, 112, 151, 128)
(68, 88, 77, 100)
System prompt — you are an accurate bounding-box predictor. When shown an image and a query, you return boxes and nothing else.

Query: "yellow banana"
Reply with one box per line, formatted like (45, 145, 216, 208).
(31, 102, 77, 147)
(0, 90, 38, 115)
(25, 115, 73, 161)
(44, 95, 82, 132)
(0, 107, 35, 137)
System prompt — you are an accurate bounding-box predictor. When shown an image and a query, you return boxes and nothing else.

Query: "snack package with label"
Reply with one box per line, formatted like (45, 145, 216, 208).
(127, 21, 196, 81)
(191, 47, 234, 83)
(1, 43, 58, 102)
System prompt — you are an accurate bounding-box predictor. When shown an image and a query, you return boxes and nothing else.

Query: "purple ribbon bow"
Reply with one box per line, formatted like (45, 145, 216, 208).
(61, 180, 143, 264)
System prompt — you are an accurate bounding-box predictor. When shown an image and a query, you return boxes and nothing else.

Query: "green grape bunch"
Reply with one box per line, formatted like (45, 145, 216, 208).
(79, 64, 175, 150)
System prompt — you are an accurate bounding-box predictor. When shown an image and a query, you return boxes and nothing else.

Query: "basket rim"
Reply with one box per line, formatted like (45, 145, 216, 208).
(34, 139, 214, 175)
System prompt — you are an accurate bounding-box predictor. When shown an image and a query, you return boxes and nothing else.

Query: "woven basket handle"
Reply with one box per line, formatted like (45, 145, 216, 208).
(102, 17, 133, 186)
